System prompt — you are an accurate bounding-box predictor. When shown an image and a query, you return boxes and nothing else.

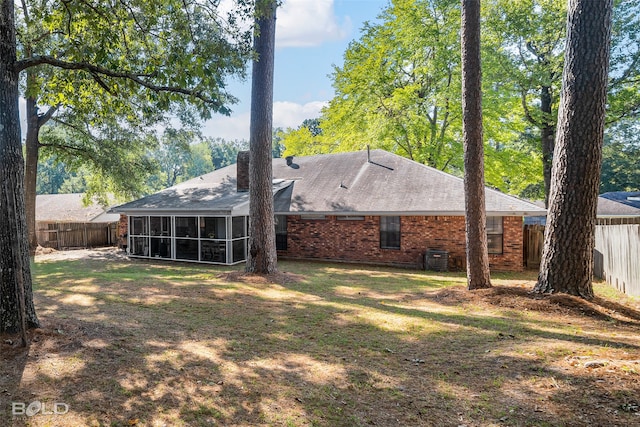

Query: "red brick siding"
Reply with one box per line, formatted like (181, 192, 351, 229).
(278, 215, 523, 271)
(118, 214, 128, 248)
(490, 216, 524, 271)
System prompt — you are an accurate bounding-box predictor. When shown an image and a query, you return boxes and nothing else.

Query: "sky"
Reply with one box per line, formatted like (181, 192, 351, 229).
(201, 0, 389, 141)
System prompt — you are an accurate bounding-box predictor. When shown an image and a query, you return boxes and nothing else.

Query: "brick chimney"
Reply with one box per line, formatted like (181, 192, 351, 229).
(236, 151, 250, 192)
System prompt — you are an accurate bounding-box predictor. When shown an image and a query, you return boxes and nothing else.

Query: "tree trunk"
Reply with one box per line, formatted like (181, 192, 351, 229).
(534, 0, 613, 298)
(0, 0, 39, 333)
(25, 90, 40, 254)
(461, 0, 491, 290)
(246, 0, 278, 274)
(540, 85, 554, 208)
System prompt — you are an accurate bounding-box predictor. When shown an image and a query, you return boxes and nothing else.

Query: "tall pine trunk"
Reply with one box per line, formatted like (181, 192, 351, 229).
(246, 0, 278, 274)
(24, 90, 40, 254)
(540, 85, 554, 208)
(0, 0, 39, 333)
(534, 0, 613, 298)
(461, 0, 491, 290)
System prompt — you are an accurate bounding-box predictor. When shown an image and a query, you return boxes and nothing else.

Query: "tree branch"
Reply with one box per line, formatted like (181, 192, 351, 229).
(15, 55, 225, 109)
(38, 105, 59, 127)
(521, 89, 538, 125)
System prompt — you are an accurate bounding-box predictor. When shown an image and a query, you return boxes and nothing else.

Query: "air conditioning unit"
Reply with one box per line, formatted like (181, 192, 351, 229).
(425, 249, 448, 272)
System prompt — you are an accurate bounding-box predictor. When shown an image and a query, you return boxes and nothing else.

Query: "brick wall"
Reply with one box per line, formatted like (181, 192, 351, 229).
(118, 214, 128, 249)
(491, 216, 525, 271)
(278, 215, 524, 271)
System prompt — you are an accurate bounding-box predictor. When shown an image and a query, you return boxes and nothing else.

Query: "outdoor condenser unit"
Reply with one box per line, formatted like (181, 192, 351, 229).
(425, 249, 448, 272)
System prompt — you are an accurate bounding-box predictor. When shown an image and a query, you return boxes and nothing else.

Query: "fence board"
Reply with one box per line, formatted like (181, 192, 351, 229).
(524, 224, 544, 269)
(37, 221, 118, 249)
(594, 224, 640, 296)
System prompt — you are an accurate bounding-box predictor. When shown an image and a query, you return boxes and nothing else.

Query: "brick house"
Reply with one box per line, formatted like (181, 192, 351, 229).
(111, 149, 545, 271)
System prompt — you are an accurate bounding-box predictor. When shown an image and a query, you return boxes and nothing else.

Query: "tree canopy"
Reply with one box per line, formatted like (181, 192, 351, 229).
(2, 0, 255, 334)
(280, 0, 640, 199)
(18, 0, 254, 250)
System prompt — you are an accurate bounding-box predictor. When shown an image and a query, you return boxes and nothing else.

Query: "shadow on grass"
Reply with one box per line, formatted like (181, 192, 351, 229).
(2, 258, 640, 426)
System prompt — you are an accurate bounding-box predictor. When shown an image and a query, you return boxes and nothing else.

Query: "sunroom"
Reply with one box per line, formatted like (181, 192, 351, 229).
(128, 214, 249, 264)
(110, 162, 294, 266)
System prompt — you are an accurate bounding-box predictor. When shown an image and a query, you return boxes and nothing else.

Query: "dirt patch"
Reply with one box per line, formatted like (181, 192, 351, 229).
(424, 285, 640, 325)
(34, 246, 128, 262)
(34, 246, 57, 256)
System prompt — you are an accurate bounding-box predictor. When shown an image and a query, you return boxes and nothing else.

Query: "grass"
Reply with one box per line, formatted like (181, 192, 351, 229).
(2, 252, 640, 426)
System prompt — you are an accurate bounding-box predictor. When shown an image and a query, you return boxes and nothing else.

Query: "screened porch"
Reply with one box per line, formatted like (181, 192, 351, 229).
(128, 215, 249, 265)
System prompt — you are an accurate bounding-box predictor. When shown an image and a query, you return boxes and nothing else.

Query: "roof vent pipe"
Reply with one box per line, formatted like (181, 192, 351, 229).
(286, 155, 294, 166)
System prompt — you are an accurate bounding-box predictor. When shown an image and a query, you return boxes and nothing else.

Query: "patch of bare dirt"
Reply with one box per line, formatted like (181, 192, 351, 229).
(34, 246, 128, 262)
(423, 285, 640, 326)
(34, 245, 57, 256)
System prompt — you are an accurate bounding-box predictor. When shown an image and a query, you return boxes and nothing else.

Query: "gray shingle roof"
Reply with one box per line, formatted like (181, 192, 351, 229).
(112, 172, 249, 215)
(272, 150, 544, 215)
(600, 191, 640, 209)
(597, 196, 640, 217)
(36, 193, 120, 223)
(112, 149, 547, 216)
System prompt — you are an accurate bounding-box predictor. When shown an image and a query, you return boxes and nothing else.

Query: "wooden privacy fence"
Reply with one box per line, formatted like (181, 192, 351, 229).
(523, 224, 544, 269)
(37, 221, 118, 249)
(594, 224, 640, 296)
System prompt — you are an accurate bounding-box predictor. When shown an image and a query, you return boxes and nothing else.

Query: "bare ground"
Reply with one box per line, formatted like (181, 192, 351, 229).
(2, 248, 640, 426)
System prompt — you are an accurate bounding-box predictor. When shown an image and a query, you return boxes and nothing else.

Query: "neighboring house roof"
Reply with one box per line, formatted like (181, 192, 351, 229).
(113, 150, 546, 217)
(597, 196, 640, 217)
(600, 191, 640, 209)
(36, 193, 120, 223)
(526, 196, 640, 226)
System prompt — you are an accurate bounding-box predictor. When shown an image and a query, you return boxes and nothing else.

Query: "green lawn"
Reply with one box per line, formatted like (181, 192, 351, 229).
(3, 255, 640, 426)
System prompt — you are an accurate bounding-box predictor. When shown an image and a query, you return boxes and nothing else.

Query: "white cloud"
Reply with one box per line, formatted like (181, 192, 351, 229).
(273, 100, 327, 128)
(202, 100, 327, 141)
(202, 110, 252, 141)
(277, 0, 352, 47)
(218, 0, 351, 48)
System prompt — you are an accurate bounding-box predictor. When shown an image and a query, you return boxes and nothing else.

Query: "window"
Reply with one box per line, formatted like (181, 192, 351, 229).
(200, 217, 226, 239)
(130, 216, 149, 257)
(486, 217, 503, 254)
(275, 215, 287, 250)
(131, 216, 148, 236)
(380, 216, 401, 249)
(201, 240, 226, 263)
(232, 216, 246, 238)
(175, 238, 199, 260)
(232, 239, 246, 263)
(337, 216, 365, 221)
(149, 216, 172, 258)
(175, 217, 197, 238)
(150, 216, 171, 236)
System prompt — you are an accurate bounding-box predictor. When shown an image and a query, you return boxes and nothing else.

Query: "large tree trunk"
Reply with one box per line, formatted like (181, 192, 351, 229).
(24, 91, 40, 254)
(246, 0, 278, 274)
(540, 85, 554, 208)
(534, 0, 613, 298)
(0, 0, 39, 333)
(461, 0, 491, 290)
